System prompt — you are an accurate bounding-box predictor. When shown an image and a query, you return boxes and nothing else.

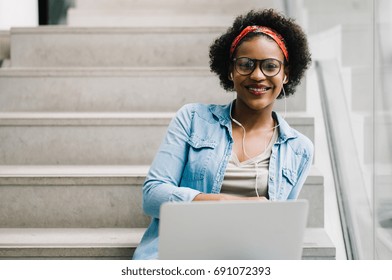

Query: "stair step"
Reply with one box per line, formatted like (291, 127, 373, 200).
(304, 0, 372, 12)
(0, 67, 306, 112)
(0, 165, 150, 228)
(0, 112, 314, 165)
(0, 228, 335, 259)
(72, 0, 281, 14)
(355, 111, 392, 165)
(68, 12, 235, 27)
(0, 165, 323, 228)
(10, 27, 225, 67)
(309, 22, 372, 68)
(304, 0, 372, 34)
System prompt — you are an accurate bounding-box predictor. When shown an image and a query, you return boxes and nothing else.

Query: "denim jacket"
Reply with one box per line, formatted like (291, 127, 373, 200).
(132, 102, 313, 260)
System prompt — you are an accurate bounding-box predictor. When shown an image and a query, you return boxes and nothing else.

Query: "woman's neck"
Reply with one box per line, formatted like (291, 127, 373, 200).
(231, 100, 275, 131)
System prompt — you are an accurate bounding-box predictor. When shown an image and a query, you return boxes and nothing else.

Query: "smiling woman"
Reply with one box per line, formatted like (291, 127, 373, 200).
(132, 8, 313, 260)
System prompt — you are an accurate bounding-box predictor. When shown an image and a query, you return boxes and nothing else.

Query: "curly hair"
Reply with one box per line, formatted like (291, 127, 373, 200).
(209, 9, 311, 98)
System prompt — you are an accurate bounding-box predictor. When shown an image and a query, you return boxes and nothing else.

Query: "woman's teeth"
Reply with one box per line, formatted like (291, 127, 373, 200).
(249, 87, 269, 93)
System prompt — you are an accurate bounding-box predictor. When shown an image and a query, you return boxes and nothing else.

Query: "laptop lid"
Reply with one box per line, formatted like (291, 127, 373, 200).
(159, 200, 308, 260)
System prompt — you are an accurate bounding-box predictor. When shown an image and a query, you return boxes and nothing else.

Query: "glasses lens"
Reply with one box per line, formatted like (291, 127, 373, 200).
(261, 59, 281, 77)
(234, 58, 282, 77)
(235, 57, 255, 75)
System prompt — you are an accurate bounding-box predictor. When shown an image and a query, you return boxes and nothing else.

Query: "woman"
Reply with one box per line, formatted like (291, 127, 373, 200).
(133, 9, 313, 260)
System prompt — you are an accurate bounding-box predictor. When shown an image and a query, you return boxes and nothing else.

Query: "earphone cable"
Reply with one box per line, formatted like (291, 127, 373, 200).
(229, 83, 287, 198)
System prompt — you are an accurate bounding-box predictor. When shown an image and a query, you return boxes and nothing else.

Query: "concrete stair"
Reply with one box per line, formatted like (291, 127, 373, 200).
(66, 0, 283, 28)
(0, 0, 336, 259)
(0, 228, 334, 260)
(70, 0, 282, 15)
(0, 165, 150, 228)
(0, 67, 306, 112)
(0, 165, 332, 259)
(353, 111, 392, 165)
(303, 0, 373, 34)
(308, 23, 372, 113)
(0, 165, 323, 228)
(10, 27, 224, 67)
(0, 112, 314, 165)
(68, 12, 236, 28)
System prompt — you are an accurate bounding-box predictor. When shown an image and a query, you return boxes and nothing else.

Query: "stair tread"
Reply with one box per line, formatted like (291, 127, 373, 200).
(11, 26, 227, 34)
(0, 165, 150, 177)
(0, 228, 334, 251)
(0, 111, 314, 119)
(0, 228, 145, 248)
(0, 112, 314, 127)
(0, 165, 323, 182)
(0, 66, 212, 76)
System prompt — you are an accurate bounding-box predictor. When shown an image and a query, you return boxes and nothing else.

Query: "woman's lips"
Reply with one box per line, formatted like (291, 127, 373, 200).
(246, 85, 272, 95)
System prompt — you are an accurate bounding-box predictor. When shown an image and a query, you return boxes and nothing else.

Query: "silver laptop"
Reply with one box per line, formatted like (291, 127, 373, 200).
(159, 200, 308, 260)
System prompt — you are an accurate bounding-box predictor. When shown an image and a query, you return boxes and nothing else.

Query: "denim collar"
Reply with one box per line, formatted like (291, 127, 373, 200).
(209, 102, 232, 128)
(209, 102, 298, 144)
(272, 111, 299, 143)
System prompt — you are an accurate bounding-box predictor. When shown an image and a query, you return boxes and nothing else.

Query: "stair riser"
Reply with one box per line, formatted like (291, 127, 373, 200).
(0, 117, 314, 165)
(67, 12, 234, 27)
(0, 173, 323, 228)
(11, 29, 222, 67)
(0, 183, 150, 228)
(74, 0, 279, 13)
(0, 73, 306, 112)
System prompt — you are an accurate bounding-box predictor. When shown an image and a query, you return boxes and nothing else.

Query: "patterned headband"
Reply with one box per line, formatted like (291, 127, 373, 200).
(230, 25, 289, 62)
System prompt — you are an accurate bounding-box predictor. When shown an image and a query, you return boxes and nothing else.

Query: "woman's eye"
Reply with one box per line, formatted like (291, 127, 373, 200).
(265, 63, 278, 69)
(240, 61, 253, 68)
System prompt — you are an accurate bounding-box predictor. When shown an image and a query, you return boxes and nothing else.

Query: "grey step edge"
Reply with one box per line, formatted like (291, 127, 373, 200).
(0, 165, 324, 228)
(0, 228, 335, 260)
(0, 112, 315, 165)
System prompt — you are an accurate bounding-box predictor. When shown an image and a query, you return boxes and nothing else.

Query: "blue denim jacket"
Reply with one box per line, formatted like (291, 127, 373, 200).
(132, 102, 313, 260)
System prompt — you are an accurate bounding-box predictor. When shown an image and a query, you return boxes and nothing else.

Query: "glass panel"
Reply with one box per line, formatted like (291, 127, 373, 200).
(306, 0, 375, 259)
(375, 0, 392, 259)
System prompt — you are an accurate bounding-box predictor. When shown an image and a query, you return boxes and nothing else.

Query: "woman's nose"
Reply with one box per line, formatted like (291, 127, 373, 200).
(249, 63, 266, 80)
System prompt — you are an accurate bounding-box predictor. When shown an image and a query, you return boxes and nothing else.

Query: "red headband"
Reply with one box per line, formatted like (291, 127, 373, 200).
(230, 25, 289, 62)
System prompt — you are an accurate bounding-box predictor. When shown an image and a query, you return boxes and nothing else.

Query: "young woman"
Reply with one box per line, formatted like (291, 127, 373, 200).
(133, 9, 313, 260)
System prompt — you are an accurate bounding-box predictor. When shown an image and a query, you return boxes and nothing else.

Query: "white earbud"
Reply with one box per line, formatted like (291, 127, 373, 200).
(229, 72, 233, 81)
(283, 75, 288, 83)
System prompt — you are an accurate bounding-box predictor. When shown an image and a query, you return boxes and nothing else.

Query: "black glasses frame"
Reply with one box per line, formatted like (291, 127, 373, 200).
(232, 57, 284, 77)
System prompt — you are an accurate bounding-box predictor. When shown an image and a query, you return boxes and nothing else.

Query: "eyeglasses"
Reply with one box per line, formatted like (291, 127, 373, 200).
(232, 57, 284, 77)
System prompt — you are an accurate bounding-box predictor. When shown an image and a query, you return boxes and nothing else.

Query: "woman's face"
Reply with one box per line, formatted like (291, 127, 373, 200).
(230, 35, 288, 112)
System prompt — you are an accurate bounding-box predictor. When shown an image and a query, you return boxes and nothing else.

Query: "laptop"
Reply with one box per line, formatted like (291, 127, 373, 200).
(158, 200, 308, 260)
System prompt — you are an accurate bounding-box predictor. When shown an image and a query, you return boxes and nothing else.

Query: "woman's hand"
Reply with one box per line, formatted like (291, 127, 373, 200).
(193, 193, 268, 201)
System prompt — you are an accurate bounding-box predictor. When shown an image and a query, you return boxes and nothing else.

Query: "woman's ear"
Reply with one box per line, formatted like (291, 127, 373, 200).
(228, 68, 234, 81)
(283, 67, 290, 84)
(228, 65, 235, 81)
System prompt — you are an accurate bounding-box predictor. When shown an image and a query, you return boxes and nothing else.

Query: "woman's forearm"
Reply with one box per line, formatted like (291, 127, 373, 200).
(193, 193, 267, 201)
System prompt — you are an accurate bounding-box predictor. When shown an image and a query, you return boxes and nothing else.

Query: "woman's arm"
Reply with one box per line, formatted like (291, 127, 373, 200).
(287, 137, 314, 199)
(142, 104, 201, 218)
(193, 193, 268, 201)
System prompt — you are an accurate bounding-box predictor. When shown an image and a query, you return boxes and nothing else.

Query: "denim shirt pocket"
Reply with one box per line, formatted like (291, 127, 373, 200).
(280, 167, 299, 199)
(182, 134, 217, 181)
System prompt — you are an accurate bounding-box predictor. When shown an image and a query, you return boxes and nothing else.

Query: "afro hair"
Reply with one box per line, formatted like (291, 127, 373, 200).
(209, 9, 311, 98)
